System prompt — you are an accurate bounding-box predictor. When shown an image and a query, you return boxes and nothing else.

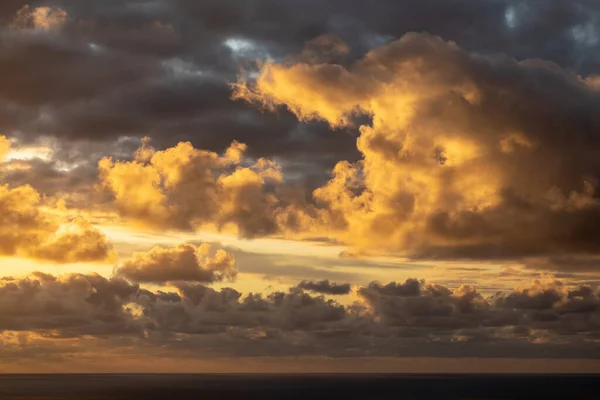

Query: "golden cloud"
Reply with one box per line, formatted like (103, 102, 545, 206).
(98, 138, 284, 237)
(0, 136, 9, 161)
(233, 32, 600, 260)
(0, 135, 115, 264)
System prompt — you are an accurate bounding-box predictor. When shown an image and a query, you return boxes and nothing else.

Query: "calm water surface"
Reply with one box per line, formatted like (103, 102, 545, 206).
(0, 374, 598, 399)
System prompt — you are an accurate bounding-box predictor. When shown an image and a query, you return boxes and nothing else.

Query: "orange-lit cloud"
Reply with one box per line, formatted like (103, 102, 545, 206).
(1, 271, 598, 359)
(234, 33, 600, 262)
(10, 6, 68, 33)
(0, 135, 115, 264)
(98, 138, 283, 237)
(0, 136, 9, 161)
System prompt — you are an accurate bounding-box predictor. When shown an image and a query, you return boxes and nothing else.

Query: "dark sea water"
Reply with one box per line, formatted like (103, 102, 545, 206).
(0, 374, 598, 400)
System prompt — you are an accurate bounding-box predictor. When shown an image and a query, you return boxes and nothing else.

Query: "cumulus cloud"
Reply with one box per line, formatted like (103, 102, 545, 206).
(234, 32, 600, 266)
(1, 2, 597, 248)
(0, 184, 115, 263)
(0, 135, 115, 263)
(1, 272, 598, 358)
(0, 272, 138, 335)
(0, 0, 599, 368)
(297, 280, 352, 295)
(117, 243, 237, 284)
(98, 138, 285, 237)
(29, 218, 116, 264)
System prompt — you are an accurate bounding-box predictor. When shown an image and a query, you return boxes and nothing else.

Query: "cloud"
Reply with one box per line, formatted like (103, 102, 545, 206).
(0, 135, 9, 161)
(0, 0, 597, 160)
(1, 272, 599, 358)
(30, 218, 116, 264)
(0, 272, 138, 335)
(10, 6, 68, 33)
(297, 280, 352, 295)
(117, 243, 237, 284)
(98, 138, 284, 237)
(4, 0, 597, 206)
(0, 1, 594, 238)
(0, 135, 115, 263)
(0, 184, 115, 264)
(358, 277, 600, 338)
(3, 18, 592, 270)
(234, 32, 600, 266)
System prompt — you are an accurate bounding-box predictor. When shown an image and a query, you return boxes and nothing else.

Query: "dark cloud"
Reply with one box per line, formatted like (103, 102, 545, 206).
(0, 1, 27, 25)
(233, 31, 600, 267)
(362, 279, 425, 297)
(0, 31, 159, 108)
(1, 0, 597, 200)
(0, 273, 138, 335)
(0, 0, 361, 180)
(297, 280, 352, 295)
(2, 272, 599, 358)
(116, 244, 237, 284)
(525, 256, 600, 273)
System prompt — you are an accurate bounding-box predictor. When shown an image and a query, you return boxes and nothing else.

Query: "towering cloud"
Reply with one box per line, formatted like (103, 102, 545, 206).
(234, 33, 600, 265)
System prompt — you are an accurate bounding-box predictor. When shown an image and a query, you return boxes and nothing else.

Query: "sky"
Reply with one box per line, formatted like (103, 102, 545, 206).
(0, 0, 600, 373)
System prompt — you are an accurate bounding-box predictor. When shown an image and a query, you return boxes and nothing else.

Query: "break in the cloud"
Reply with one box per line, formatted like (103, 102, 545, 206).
(116, 243, 236, 284)
(234, 32, 600, 265)
(0, 271, 598, 359)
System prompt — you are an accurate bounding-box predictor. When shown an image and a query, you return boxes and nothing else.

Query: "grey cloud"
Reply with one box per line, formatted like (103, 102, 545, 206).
(1, 272, 599, 358)
(524, 256, 600, 273)
(297, 280, 352, 295)
(136, 282, 347, 334)
(0, 30, 160, 108)
(362, 279, 425, 297)
(116, 244, 237, 284)
(0, 273, 139, 335)
(2, 0, 598, 197)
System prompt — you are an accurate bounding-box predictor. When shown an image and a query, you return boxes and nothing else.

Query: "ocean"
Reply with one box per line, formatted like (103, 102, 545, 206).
(0, 374, 598, 399)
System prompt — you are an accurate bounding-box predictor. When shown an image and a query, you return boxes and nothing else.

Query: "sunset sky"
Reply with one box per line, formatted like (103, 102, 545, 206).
(0, 0, 600, 373)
